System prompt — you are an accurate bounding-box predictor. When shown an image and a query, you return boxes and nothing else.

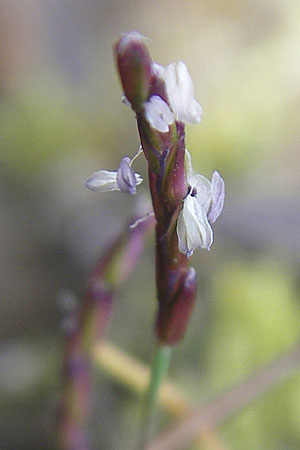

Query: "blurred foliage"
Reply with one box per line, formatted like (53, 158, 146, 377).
(208, 259, 300, 449)
(0, 87, 89, 173)
(210, 259, 300, 385)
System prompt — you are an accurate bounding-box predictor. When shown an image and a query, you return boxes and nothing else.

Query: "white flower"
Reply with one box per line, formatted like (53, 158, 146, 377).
(143, 61, 202, 132)
(177, 194, 213, 257)
(85, 149, 143, 195)
(157, 61, 202, 124)
(177, 150, 225, 256)
(144, 95, 175, 133)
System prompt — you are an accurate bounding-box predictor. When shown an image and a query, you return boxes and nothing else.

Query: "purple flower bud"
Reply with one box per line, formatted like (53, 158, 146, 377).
(156, 267, 197, 345)
(115, 31, 152, 110)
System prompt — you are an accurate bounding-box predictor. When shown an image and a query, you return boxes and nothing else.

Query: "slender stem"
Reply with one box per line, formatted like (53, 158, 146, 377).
(139, 343, 172, 449)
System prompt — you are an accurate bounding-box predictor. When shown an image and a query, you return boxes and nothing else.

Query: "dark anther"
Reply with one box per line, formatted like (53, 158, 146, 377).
(185, 185, 192, 199)
(191, 187, 197, 197)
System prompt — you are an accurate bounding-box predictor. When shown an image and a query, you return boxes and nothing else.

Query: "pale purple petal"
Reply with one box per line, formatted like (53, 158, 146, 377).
(117, 157, 143, 195)
(207, 171, 225, 223)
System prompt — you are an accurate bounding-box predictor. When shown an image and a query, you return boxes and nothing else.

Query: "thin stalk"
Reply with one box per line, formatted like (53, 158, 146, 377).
(139, 343, 172, 449)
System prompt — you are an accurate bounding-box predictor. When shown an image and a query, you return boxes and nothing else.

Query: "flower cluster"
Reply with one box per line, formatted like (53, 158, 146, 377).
(85, 31, 224, 258)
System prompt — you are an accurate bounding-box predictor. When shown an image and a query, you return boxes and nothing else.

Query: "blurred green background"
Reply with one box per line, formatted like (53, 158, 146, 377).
(0, 1, 300, 449)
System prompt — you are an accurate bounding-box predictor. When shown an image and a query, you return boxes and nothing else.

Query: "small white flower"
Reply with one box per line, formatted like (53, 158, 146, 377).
(177, 194, 213, 257)
(85, 149, 143, 195)
(143, 62, 202, 132)
(144, 95, 175, 133)
(177, 150, 225, 256)
(155, 61, 203, 124)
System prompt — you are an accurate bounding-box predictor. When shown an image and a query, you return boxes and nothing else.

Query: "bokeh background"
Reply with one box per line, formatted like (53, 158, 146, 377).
(1, 1, 300, 449)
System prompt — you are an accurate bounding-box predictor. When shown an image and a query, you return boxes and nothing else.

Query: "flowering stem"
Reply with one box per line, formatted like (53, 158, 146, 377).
(139, 343, 172, 448)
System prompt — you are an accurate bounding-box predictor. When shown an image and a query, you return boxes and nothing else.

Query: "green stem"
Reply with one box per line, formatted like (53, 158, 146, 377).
(139, 343, 171, 449)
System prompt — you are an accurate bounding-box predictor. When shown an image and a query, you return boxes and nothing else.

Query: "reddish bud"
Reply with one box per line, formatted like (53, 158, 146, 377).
(115, 31, 152, 110)
(156, 267, 197, 345)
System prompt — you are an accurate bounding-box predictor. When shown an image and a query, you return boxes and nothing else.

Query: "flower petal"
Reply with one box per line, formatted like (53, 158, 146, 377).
(117, 156, 143, 194)
(144, 95, 175, 132)
(85, 170, 119, 192)
(163, 61, 202, 124)
(207, 171, 225, 223)
(185, 151, 212, 211)
(184, 98, 203, 124)
(188, 173, 212, 211)
(152, 62, 164, 78)
(177, 195, 213, 257)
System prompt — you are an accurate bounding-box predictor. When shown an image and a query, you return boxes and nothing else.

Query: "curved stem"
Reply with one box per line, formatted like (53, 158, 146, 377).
(139, 343, 171, 449)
